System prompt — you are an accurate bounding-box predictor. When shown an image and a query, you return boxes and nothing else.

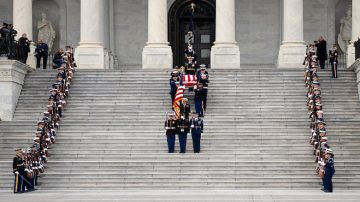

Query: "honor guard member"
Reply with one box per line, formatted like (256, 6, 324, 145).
(195, 64, 209, 81)
(180, 98, 191, 120)
(190, 112, 204, 153)
(164, 112, 178, 153)
(329, 44, 338, 78)
(13, 148, 25, 193)
(322, 149, 335, 192)
(177, 117, 190, 153)
(194, 83, 206, 117)
(169, 76, 178, 105)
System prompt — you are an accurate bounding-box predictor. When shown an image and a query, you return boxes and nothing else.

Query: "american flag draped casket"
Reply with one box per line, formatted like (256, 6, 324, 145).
(182, 74, 197, 87)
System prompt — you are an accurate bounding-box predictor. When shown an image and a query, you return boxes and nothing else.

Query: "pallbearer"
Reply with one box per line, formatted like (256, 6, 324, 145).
(190, 112, 203, 153)
(329, 44, 338, 78)
(13, 149, 25, 193)
(177, 117, 190, 153)
(164, 112, 178, 153)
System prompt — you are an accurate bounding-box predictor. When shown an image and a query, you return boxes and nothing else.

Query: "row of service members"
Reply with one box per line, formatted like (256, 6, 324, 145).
(304, 47, 335, 193)
(13, 49, 76, 193)
(164, 111, 204, 153)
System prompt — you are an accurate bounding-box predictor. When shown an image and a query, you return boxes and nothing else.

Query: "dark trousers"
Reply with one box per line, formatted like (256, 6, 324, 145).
(323, 171, 334, 192)
(331, 61, 338, 78)
(166, 134, 176, 153)
(13, 173, 24, 193)
(178, 132, 188, 153)
(36, 54, 48, 69)
(195, 100, 203, 117)
(19, 50, 28, 64)
(192, 132, 201, 153)
(318, 59, 326, 69)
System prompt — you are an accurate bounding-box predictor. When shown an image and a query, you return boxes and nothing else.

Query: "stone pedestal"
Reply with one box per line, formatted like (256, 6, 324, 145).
(277, 0, 306, 68)
(75, 45, 105, 69)
(0, 59, 30, 121)
(142, 0, 172, 69)
(278, 42, 307, 68)
(211, 0, 240, 69)
(211, 45, 240, 69)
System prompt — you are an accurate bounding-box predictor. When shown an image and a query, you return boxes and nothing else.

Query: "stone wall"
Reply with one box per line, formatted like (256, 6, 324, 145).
(114, 0, 148, 67)
(0, 0, 353, 66)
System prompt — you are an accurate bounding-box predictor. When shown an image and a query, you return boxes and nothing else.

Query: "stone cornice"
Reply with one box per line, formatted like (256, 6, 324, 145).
(0, 60, 30, 85)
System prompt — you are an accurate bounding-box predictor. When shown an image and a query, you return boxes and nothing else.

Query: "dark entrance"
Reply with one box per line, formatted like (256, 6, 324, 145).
(169, 0, 215, 68)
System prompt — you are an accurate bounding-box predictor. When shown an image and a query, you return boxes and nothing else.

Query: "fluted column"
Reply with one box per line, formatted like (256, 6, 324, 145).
(211, 0, 240, 69)
(142, 0, 173, 69)
(75, 0, 106, 69)
(347, 0, 360, 67)
(277, 0, 306, 68)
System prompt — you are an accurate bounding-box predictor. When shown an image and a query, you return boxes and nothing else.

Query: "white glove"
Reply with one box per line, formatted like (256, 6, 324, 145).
(14, 171, 19, 174)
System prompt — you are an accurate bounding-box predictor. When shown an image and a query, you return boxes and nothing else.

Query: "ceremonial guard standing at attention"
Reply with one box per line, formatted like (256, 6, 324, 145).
(190, 112, 203, 153)
(194, 83, 206, 117)
(177, 117, 190, 153)
(13, 149, 25, 193)
(329, 44, 338, 78)
(169, 76, 178, 105)
(164, 112, 178, 153)
(322, 149, 335, 192)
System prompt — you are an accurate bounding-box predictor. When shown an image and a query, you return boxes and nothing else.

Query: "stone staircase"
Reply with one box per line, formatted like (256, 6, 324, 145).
(0, 68, 360, 190)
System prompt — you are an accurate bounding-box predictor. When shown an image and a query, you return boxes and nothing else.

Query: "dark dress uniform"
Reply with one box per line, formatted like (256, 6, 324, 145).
(190, 117, 203, 153)
(194, 86, 206, 117)
(323, 157, 335, 192)
(329, 48, 338, 78)
(164, 119, 178, 153)
(177, 118, 190, 153)
(169, 78, 177, 105)
(13, 154, 25, 193)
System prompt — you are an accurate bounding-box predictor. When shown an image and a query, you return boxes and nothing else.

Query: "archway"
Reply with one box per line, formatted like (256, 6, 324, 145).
(169, 0, 215, 68)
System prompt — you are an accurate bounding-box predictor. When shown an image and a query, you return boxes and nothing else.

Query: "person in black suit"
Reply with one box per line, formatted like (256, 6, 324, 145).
(35, 39, 49, 69)
(18, 33, 31, 64)
(315, 36, 327, 69)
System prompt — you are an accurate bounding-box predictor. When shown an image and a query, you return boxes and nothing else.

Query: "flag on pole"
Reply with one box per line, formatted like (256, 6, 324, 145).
(173, 86, 185, 119)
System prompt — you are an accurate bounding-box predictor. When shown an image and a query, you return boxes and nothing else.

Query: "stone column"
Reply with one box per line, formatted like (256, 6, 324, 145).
(210, 0, 240, 69)
(142, 0, 173, 69)
(277, 0, 306, 68)
(13, 0, 36, 69)
(347, 0, 360, 67)
(75, 0, 105, 69)
(0, 60, 29, 121)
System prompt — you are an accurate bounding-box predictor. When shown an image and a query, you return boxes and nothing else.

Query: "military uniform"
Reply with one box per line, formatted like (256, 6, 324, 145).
(194, 84, 206, 117)
(13, 149, 25, 193)
(180, 99, 191, 120)
(177, 118, 190, 153)
(323, 153, 335, 192)
(169, 77, 177, 105)
(164, 116, 178, 153)
(190, 115, 203, 153)
(329, 46, 338, 78)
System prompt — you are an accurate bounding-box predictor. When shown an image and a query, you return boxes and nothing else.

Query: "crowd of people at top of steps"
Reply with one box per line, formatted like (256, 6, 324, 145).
(12, 41, 76, 194)
(304, 36, 337, 193)
(165, 31, 209, 154)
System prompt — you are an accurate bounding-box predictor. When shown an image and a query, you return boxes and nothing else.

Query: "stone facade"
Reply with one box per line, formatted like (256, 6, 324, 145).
(0, 0, 355, 67)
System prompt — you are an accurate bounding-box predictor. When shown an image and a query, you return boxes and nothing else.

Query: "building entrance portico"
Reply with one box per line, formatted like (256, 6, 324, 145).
(169, 0, 215, 68)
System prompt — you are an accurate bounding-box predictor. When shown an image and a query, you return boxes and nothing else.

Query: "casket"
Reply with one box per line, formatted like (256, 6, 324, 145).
(182, 74, 197, 87)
